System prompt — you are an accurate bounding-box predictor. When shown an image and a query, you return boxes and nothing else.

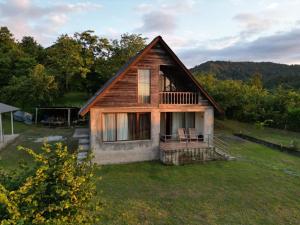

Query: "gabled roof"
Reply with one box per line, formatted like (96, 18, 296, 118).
(79, 36, 222, 116)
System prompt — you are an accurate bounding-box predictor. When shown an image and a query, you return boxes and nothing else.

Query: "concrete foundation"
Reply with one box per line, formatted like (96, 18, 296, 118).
(0, 134, 19, 151)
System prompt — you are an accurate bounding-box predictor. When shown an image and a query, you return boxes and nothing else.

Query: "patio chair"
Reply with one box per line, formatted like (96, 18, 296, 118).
(178, 128, 188, 142)
(188, 128, 198, 142)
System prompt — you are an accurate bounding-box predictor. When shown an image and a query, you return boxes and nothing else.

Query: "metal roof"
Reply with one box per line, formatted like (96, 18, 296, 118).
(0, 103, 19, 114)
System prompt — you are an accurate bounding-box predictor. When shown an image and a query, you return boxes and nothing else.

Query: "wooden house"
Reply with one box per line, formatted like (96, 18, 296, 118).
(79, 36, 227, 165)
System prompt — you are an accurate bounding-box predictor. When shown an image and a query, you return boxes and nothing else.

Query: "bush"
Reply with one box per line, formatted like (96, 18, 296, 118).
(0, 143, 101, 225)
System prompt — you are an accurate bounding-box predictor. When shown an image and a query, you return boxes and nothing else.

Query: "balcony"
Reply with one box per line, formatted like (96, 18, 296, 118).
(159, 92, 208, 105)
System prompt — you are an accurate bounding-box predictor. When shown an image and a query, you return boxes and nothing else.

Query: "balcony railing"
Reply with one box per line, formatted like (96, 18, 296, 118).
(159, 92, 208, 105)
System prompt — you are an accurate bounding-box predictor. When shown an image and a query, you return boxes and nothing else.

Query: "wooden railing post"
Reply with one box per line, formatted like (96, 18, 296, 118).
(159, 92, 205, 105)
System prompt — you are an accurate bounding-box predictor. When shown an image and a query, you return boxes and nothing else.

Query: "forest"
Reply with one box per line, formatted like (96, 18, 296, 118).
(191, 61, 300, 89)
(194, 72, 300, 131)
(0, 26, 299, 131)
(0, 26, 146, 109)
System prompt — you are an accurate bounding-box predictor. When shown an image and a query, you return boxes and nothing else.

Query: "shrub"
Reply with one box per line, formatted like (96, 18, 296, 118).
(0, 143, 101, 225)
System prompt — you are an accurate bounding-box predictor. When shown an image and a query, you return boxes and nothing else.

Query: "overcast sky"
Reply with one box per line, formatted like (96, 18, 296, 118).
(1, 0, 300, 67)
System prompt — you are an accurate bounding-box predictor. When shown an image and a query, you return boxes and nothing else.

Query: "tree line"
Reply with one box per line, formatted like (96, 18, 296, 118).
(191, 61, 300, 89)
(195, 72, 300, 131)
(0, 27, 146, 109)
(1, 26, 300, 131)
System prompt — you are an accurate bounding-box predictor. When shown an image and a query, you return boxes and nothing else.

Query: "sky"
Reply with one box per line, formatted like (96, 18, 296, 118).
(0, 0, 300, 67)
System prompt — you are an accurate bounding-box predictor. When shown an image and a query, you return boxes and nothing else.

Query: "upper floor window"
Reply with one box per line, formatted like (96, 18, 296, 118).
(138, 69, 150, 103)
(159, 70, 176, 92)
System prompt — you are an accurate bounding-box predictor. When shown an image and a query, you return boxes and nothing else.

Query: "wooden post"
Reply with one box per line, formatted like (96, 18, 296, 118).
(11, 111, 14, 135)
(0, 113, 3, 142)
(35, 108, 38, 124)
(67, 108, 71, 127)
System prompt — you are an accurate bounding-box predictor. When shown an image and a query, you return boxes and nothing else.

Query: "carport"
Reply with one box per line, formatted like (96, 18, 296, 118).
(0, 103, 19, 143)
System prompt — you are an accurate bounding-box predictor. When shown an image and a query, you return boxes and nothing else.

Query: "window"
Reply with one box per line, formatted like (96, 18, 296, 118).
(138, 69, 150, 103)
(159, 70, 176, 92)
(102, 112, 151, 142)
(102, 113, 116, 141)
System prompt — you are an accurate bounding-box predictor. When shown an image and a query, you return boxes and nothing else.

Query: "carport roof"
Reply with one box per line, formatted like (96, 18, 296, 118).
(0, 103, 19, 114)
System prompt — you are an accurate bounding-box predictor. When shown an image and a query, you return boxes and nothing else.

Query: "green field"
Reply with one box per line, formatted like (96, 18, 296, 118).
(216, 119, 300, 147)
(0, 118, 76, 169)
(1, 119, 300, 224)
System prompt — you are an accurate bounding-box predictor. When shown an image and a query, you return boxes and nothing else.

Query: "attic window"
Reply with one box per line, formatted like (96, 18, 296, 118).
(138, 69, 150, 103)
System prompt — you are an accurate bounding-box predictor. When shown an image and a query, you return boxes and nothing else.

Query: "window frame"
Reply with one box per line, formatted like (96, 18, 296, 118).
(102, 112, 151, 142)
(137, 69, 151, 104)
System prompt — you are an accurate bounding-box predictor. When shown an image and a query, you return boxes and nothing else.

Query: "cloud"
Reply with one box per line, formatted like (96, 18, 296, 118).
(0, 0, 102, 45)
(138, 11, 176, 33)
(233, 13, 275, 38)
(179, 28, 300, 67)
(135, 0, 195, 34)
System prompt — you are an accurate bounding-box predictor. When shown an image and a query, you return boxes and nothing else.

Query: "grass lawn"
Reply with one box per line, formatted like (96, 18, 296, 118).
(53, 91, 90, 107)
(97, 140, 300, 225)
(216, 119, 300, 148)
(0, 117, 77, 169)
(1, 118, 300, 224)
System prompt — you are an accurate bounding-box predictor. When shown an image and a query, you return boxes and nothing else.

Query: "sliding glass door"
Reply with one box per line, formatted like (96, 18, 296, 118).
(162, 112, 195, 136)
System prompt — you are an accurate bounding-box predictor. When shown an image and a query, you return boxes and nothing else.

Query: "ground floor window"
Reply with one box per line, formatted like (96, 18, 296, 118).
(102, 112, 151, 142)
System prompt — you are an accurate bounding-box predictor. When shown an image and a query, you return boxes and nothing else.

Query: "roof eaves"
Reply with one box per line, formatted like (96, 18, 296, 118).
(79, 36, 161, 116)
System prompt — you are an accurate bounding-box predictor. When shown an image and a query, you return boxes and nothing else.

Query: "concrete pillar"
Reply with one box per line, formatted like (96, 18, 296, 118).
(195, 112, 204, 135)
(90, 108, 99, 151)
(203, 107, 214, 145)
(151, 109, 160, 148)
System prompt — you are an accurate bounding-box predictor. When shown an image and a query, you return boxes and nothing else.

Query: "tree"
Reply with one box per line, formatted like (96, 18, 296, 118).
(0, 143, 101, 224)
(88, 33, 147, 93)
(20, 36, 44, 61)
(46, 35, 87, 91)
(0, 26, 16, 51)
(0, 27, 20, 87)
(250, 72, 263, 89)
(1, 64, 58, 108)
(195, 72, 300, 131)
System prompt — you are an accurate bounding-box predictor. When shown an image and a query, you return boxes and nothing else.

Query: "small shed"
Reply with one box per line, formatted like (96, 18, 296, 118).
(35, 107, 85, 127)
(0, 103, 19, 143)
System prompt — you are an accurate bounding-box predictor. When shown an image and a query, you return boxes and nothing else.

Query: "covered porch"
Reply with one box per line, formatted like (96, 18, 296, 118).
(159, 109, 221, 165)
(159, 109, 214, 143)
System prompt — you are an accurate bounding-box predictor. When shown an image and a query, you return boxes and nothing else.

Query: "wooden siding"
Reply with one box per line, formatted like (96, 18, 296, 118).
(94, 44, 176, 107)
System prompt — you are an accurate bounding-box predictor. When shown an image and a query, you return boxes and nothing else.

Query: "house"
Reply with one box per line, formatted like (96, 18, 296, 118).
(79, 36, 226, 165)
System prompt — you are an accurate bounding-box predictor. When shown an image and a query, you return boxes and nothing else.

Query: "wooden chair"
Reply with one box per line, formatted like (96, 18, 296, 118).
(178, 128, 188, 142)
(188, 128, 198, 142)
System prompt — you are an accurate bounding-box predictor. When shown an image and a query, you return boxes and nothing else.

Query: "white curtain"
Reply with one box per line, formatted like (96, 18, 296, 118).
(102, 113, 116, 141)
(117, 113, 128, 141)
(185, 112, 195, 129)
(172, 112, 184, 135)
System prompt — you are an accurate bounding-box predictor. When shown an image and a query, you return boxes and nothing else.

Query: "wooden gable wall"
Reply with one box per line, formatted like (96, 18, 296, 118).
(94, 43, 176, 107)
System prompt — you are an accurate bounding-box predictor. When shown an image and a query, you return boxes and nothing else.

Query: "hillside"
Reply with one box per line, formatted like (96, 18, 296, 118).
(190, 61, 300, 89)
